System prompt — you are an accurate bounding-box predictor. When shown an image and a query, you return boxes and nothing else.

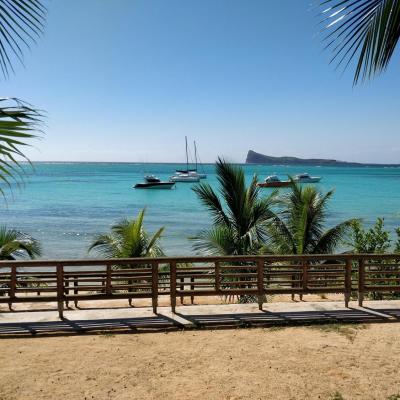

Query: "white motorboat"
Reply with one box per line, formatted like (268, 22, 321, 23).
(294, 173, 321, 183)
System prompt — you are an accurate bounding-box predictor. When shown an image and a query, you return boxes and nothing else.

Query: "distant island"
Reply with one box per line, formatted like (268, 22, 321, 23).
(245, 150, 400, 167)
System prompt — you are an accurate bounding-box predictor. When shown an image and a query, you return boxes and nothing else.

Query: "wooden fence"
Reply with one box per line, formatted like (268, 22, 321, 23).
(1, 254, 400, 318)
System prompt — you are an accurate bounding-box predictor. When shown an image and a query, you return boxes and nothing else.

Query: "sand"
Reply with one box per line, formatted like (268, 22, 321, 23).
(1, 323, 400, 400)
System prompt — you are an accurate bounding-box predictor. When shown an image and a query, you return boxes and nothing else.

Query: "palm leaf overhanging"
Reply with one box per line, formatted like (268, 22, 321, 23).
(191, 158, 277, 255)
(0, 97, 43, 198)
(0, 1, 47, 199)
(88, 209, 165, 261)
(319, 0, 400, 84)
(0, 0, 46, 78)
(267, 181, 356, 254)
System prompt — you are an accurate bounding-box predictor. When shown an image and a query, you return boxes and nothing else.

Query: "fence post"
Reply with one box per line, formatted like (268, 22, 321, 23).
(345, 259, 352, 308)
(257, 259, 264, 310)
(180, 276, 184, 304)
(301, 261, 308, 300)
(8, 265, 16, 311)
(106, 264, 112, 295)
(151, 261, 158, 314)
(64, 275, 69, 309)
(358, 258, 365, 307)
(170, 261, 177, 313)
(190, 276, 194, 304)
(73, 275, 78, 308)
(215, 261, 220, 292)
(56, 264, 64, 319)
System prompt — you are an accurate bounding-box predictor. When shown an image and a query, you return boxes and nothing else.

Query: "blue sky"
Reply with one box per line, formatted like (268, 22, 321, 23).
(3, 0, 400, 163)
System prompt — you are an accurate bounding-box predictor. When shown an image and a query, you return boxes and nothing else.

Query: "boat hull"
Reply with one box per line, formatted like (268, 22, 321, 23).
(294, 178, 321, 183)
(257, 181, 292, 188)
(169, 176, 200, 182)
(134, 182, 175, 189)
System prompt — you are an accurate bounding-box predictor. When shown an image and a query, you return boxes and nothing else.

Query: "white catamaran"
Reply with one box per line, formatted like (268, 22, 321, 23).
(170, 137, 206, 182)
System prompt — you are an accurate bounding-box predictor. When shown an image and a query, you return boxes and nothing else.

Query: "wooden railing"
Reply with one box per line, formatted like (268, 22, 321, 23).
(1, 254, 400, 318)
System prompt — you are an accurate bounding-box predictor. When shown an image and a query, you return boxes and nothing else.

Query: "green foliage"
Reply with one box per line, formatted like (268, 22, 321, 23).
(88, 209, 165, 260)
(0, 98, 43, 198)
(191, 157, 276, 255)
(0, 225, 41, 259)
(320, 0, 400, 84)
(267, 182, 355, 254)
(0, 1, 46, 78)
(0, 1, 47, 199)
(394, 228, 400, 253)
(346, 218, 392, 253)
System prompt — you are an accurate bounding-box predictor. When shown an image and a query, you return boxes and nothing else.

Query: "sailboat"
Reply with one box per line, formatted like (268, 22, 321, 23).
(170, 136, 200, 182)
(193, 140, 207, 179)
(173, 138, 207, 179)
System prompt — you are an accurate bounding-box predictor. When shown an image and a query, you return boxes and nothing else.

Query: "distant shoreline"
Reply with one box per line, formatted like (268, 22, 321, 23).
(25, 160, 400, 168)
(245, 150, 400, 168)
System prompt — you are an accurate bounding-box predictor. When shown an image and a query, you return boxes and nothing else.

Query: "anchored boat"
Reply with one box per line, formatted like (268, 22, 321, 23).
(294, 173, 321, 183)
(257, 175, 292, 188)
(134, 175, 176, 189)
(172, 137, 206, 181)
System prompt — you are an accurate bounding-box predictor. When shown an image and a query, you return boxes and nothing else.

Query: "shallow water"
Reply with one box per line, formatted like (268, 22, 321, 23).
(1, 162, 400, 258)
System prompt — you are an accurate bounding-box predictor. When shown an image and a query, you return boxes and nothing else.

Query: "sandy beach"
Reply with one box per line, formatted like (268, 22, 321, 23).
(1, 322, 400, 400)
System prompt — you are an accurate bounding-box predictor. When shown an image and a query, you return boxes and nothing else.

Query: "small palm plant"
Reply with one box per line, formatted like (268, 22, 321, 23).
(88, 209, 164, 305)
(88, 209, 164, 260)
(266, 182, 355, 300)
(267, 182, 354, 254)
(0, 226, 41, 260)
(192, 158, 276, 303)
(191, 157, 276, 255)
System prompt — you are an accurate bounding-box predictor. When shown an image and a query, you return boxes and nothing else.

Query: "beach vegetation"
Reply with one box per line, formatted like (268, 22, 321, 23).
(191, 158, 277, 303)
(191, 157, 277, 255)
(346, 218, 400, 300)
(266, 183, 355, 254)
(0, 225, 41, 260)
(345, 218, 392, 253)
(88, 208, 164, 260)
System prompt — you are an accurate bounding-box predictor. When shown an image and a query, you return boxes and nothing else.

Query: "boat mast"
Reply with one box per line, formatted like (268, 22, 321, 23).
(185, 136, 189, 172)
(194, 140, 198, 172)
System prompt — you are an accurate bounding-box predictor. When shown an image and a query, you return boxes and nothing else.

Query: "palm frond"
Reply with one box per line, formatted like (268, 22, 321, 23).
(0, 225, 41, 259)
(192, 182, 230, 226)
(313, 219, 357, 253)
(0, 97, 43, 199)
(0, 0, 46, 78)
(320, 0, 400, 84)
(191, 226, 237, 256)
(192, 159, 276, 256)
(145, 226, 165, 257)
(87, 234, 118, 258)
(88, 209, 165, 260)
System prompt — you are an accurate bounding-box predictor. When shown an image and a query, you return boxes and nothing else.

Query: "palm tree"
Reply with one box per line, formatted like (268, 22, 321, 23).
(0, 1, 46, 198)
(0, 225, 41, 260)
(267, 182, 355, 301)
(191, 157, 277, 255)
(88, 209, 164, 260)
(320, 0, 400, 84)
(267, 182, 355, 254)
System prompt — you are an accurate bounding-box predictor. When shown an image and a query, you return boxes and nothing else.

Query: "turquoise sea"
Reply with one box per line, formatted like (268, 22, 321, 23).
(1, 162, 400, 259)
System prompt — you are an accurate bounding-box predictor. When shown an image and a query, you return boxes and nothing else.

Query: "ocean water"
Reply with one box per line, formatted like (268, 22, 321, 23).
(1, 162, 400, 259)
